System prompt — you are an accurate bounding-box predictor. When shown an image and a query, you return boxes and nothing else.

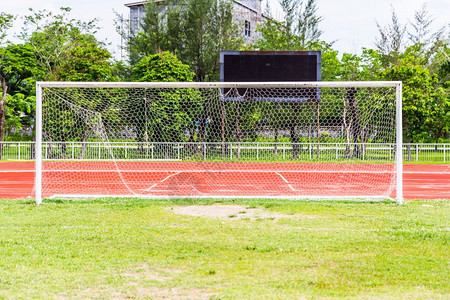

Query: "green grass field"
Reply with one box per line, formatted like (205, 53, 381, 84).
(0, 198, 448, 299)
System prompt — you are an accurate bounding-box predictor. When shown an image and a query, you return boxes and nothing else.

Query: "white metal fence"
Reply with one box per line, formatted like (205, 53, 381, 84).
(0, 141, 447, 162)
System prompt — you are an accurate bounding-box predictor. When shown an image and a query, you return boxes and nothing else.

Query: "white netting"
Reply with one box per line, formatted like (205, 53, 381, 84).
(37, 82, 400, 200)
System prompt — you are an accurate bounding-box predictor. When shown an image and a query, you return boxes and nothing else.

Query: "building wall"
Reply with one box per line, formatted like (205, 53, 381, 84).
(232, 0, 263, 44)
(126, 0, 265, 43)
(237, 0, 261, 14)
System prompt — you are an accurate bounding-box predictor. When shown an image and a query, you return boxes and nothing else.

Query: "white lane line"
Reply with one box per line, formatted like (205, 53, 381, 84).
(188, 184, 202, 194)
(275, 172, 297, 191)
(141, 172, 180, 191)
(2, 170, 449, 175)
(33, 170, 450, 175)
(404, 171, 450, 174)
(0, 170, 34, 173)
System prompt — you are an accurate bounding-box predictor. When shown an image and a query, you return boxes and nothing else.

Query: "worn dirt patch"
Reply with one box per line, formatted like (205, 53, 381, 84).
(72, 284, 216, 300)
(122, 263, 178, 282)
(168, 205, 312, 220)
(134, 286, 218, 299)
(66, 264, 217, 299)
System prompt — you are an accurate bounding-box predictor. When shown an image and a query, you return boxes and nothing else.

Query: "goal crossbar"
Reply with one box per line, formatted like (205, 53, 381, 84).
(37, 81, 401, 88)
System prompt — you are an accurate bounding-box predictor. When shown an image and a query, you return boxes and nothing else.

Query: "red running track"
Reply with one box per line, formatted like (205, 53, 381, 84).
(0, 162, 448, 200)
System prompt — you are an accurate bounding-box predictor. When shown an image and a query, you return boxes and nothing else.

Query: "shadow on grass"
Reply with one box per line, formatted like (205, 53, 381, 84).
(28, 197, 399, 207)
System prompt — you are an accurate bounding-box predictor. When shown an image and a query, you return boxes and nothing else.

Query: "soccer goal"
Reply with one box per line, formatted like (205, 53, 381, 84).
(35, 81, 403, 204)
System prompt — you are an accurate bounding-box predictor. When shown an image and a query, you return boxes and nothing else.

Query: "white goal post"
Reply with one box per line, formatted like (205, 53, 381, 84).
(35, 81, 403, 204)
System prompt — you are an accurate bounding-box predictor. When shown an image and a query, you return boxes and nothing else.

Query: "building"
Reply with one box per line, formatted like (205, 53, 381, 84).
(124, 0, 267, 44)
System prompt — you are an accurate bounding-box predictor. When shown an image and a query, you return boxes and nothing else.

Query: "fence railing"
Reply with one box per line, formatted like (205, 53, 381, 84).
(0, 141, 447, 162)
(0, 142, 35, 161)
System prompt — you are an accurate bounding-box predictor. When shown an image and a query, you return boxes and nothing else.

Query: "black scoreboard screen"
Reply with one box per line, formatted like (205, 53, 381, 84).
(219, 51, 321, 102)
(221, 51, 320, 82)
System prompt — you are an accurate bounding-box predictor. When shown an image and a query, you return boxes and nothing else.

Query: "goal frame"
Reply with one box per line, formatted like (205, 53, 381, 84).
(35, 81, 403, 205)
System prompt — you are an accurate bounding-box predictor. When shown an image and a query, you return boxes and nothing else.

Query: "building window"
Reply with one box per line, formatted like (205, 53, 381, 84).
(245, 20, 251, 38)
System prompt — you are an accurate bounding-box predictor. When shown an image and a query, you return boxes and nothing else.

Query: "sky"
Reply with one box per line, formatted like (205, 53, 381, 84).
(2, 0, 449, 60)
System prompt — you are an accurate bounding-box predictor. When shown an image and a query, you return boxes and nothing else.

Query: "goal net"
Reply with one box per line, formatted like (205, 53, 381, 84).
(35, 82, 403, 204)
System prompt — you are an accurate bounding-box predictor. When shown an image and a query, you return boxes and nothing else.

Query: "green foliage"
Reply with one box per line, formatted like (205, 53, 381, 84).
(429, 42, 450, 90)
(320, 45, 341, 81)
(375, 5, 448, 71)
(375, 8, 406, 67)
(250, 19, 299, 50)
(55, 36, 114, 81)
(110, 60, 131, 81)
(0, 43, 40, 145)
(126, 0, 242, 81)
(129, 52, 201, 144)
(339, 48, 384, 81)
(250, 0, 322, 50)
(127, 0, 168, 63)
(380, 50, 447, 142)
(183, 0, 240, 81)
(10, 7, 117, 152)
(21, 7, 105, 81)
(371, 5, 449, 142)
(4, 93, 35, 136)
(0, 43, 39, 85)
(296, 0, 323, 47)
(0, 13, 15, 45)
(131, 51, 194, 82)
(340, 53, 361, 81)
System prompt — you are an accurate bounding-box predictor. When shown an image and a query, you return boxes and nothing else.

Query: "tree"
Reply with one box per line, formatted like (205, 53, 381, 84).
(373, 5, 449, 145)
(51, 37, 116, 157)
(20, 8, 117, 157)
(429, 40, 449, 92)
(375, 7, 406, 67)
(338, 49, 386, 157)
(251, 19, 297, 50)
(427, 87, 449, 144)
(408, 4, 447, 66)
(248, 0, 337, 158)
(380, 50, 446, 158)
(0, 43, 39, 157)
(296, 0, 323, 48)
(131, 51, 194, 82)
(0, 13, 15, 45)
(251, 0, 323, 51)
(409, 4, 436, 46)
(375, 4, 448, 69)
(173, 0, 242, 81)
(127, 0, 169, 64)
(4, 92, 35, 140)
(21, 7, 101, 80)
(14, 7, 114, 81)
(130, 52, 203, 157)
(320, 43, 341, 81)
(279, 0, 298, 48)
(123, 0, 242, 81)
(0, 13, 15, 148)
(55, 35, 114, 82)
